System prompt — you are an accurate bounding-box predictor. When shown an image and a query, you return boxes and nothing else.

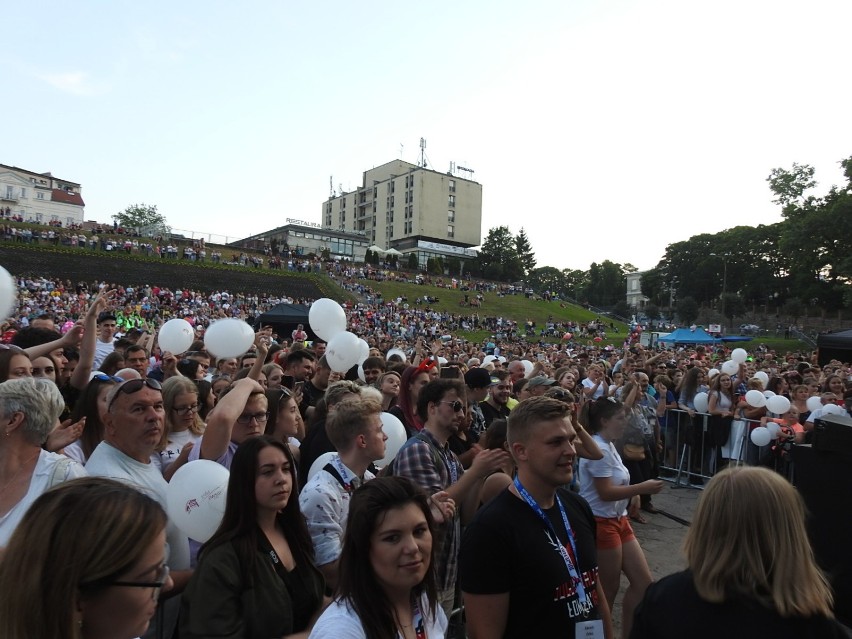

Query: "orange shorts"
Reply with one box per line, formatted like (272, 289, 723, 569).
(594, 516, 636, 550)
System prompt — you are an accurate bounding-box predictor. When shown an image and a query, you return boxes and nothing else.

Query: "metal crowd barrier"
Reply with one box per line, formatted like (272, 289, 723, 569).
(658, 408, 792, 489)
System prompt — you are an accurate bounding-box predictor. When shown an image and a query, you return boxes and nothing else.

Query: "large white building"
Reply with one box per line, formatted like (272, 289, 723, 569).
(322, 159, 482, 268)
(0, 164, 85, 226)
(626, 271, 649, 309)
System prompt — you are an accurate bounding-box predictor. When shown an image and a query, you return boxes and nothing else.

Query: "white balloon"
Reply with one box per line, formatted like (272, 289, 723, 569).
(375, 412, 408, 468)
(166, 460, 229, 543)
(326, 331, 362, 373)
(693, 392, 709, 413)
(497, 356, 507, 364)
(357, 364, 366, 382)
(386, 348, 407, 363)
(763, 390, 776, 398)
(745, 390, 767, 408)
(766, 423, 783, 439)
(482, 355, 496, 365)
(731, 348, 748, 364)
(754, 371, 769, 386)
(203, 318, 255, 359)
(438, 356, 448, 365)
(308, 298, 347, 341)
(357, 339, 370, 364)
(521, 360, 534, 376)
(0, 266, 17, 321)
(766, 395, 791, 414)
(750, 426, 772, 447)
(157, 318, 195, 354)
(824, 404, 844, 416)
(806, 396, 823, 412)
(721, 360, 739, 376)
(707, 368, 720, 380)
(308, 452, 338, 482)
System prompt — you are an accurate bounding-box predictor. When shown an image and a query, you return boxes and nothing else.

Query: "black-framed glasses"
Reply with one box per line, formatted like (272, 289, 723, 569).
(441, 400, 465, 413)
(172, 403, 201, 416)
(236, 411, 270, 424)
(107, 378, 163, 410)
(111, 565, 170, 601)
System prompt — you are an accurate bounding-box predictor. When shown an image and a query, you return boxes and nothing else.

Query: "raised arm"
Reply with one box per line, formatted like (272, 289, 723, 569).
(70, 289, 110, 389)
(199, 378, 264, 460)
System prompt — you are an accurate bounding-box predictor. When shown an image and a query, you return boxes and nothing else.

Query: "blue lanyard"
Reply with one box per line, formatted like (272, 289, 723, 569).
(513, 476, 589, 607)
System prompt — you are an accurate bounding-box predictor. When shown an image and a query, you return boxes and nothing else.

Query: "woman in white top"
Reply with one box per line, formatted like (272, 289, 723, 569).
(155, 376, 204, 480)
(582, 364, 608, 400)
(578, 396, 663, 638)
(0, 378, 86, 546)
(310, 476, 447, 639)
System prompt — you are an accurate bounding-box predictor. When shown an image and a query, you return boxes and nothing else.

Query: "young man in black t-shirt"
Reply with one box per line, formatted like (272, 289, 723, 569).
(460, 397, 613, 638)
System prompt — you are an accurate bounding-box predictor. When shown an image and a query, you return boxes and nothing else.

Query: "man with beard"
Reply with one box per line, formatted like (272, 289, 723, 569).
(480, 370, 512, 428)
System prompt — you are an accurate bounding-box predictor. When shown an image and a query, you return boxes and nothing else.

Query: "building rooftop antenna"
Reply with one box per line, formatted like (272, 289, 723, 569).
(329, 176, 334, 198)
(419, 138, 427, 168)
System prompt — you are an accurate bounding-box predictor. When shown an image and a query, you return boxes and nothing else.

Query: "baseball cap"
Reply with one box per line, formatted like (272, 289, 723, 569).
(465, 368, 492, 389)
(527, 375, 557, 388)
(97, 311, 117, 324)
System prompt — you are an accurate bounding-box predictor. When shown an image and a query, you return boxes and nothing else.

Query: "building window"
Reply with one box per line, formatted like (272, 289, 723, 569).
(449, 179, 456, 193)
(5, 186, 12, 199)
(390, 196, 394, 207)
(447, 225, 454, 238)
(448, 195, 455, 207)
(448, 210, 455, 223)
(20, 188, 26, 199)
(37, 192, 45, 200)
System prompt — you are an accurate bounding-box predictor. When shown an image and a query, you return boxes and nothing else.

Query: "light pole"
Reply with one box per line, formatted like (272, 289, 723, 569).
(710, 253, 731, 324)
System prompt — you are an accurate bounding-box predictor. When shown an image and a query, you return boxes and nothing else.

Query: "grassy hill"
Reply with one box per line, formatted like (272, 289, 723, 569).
(361, 278, 630, 345)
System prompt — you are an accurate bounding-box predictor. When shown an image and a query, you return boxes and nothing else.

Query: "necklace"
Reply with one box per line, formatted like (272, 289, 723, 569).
(0, 450, 40, 495)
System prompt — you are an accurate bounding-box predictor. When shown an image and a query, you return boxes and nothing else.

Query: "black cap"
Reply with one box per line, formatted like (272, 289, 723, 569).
(465, 368, 492, 389)
(97, 311, 117, 324)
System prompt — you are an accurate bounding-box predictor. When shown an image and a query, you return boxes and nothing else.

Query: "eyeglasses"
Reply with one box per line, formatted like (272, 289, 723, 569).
(111, 565, 170, 601)
(107, 378, 163, 410)
(172, 403, 200, 415)
(440, 400, 465, 413)
(236, 411, 270, 424)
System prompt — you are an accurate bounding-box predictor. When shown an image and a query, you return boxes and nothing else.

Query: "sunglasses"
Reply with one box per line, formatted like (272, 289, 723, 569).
(92, 373, 124, 383)
(108, 378, 163, 410)
(440, 400, 465, 413)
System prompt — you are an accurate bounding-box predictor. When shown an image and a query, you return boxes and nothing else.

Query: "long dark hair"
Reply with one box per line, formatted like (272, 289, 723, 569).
(580, 396, 624, 434)
(201, 436, 314, 583)
(69, 376, 118, 459)
(336, 477, 438, 639)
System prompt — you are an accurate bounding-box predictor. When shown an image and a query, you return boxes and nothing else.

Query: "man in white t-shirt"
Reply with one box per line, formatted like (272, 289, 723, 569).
(92, 310, 118, 370)
(299, 397, 386, 590)
(86, 378, 190, 639)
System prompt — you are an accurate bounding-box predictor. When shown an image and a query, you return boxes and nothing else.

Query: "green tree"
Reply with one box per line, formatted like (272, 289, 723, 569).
(527, 267, 564, 295)
(720, 293, 746, 329)
(585, 261, 626, 307)
(766, 162, 817, 209)
(113, 203, 168, 232)
(676, 296, 700, 326)
(514, 228, 537, 276)
(476, 226, 523, 282)
(562, 269, 588, 302)
(407, 253, 419, 270)
(645, 303, 660, 322)
(427, 256, 444, 275)
(445, 257, 461, 277)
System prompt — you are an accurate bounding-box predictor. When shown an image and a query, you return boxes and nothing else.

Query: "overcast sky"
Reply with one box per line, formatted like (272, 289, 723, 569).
(3, 0, 850, 271)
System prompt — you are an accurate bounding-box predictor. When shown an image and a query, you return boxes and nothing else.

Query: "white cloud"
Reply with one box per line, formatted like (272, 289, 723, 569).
(39, 71, 103, 96)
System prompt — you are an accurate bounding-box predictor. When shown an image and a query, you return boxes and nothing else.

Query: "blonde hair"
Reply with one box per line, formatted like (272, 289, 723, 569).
(158, 376, 205, 451)
(0, 478, 167, 638)
(684, 466, 833, 618)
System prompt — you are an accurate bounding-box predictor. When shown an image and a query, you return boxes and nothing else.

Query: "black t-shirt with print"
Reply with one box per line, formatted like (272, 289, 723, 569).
(459, 487, 602, 637)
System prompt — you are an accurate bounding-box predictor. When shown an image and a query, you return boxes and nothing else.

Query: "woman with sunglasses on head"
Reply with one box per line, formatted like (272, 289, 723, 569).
(309, 476, 447, 639)
(181, 436, 326, 638)
(265, 387, 303, 461)
(578, 396, 663, 638)
(155, 376, 206, 481)
(0, 477, 172, 639)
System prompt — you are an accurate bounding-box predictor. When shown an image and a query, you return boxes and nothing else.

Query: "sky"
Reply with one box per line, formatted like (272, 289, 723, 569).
(3, 0, 850, 272)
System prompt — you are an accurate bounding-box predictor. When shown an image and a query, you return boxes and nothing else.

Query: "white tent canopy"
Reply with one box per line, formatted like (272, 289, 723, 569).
(385, 248, 403, 256)
(367, 245, 386, 253)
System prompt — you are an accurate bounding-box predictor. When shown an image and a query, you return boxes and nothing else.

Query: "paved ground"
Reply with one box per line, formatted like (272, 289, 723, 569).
(610, 483, 701, 638)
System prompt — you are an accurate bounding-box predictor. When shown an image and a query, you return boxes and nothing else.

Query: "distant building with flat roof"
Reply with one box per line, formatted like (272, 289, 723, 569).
(235, 219, 369, 262)
(322, 159, 482, 268)
(0, 164, 85, 226)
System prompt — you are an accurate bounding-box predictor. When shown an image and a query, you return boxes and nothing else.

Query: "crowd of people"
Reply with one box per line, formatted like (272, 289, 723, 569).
(0, 270, 850, 639)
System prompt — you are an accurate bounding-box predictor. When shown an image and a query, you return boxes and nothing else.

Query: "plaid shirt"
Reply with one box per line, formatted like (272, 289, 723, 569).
(394, 429, 464, 593)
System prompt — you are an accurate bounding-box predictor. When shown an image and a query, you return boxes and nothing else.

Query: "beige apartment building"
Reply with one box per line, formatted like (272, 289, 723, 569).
(322, 159, 482, 268)
(0, 164, 85, 226)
